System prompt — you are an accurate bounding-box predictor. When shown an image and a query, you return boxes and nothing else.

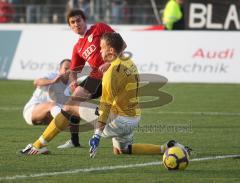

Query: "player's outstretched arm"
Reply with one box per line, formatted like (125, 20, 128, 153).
(34, 75, 62, 87)
(89, 121, 106, 158)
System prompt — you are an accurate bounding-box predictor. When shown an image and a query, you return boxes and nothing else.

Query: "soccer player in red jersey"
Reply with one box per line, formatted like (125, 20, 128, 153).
(56, 10, 115, 148)
(20, 10, 124, 155)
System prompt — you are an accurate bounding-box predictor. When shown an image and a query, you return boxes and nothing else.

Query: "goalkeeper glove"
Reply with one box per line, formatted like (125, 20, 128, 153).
(89, 134, 101, 158)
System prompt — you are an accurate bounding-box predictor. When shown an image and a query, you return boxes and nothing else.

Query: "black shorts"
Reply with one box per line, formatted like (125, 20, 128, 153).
(79, 77, 102, 99)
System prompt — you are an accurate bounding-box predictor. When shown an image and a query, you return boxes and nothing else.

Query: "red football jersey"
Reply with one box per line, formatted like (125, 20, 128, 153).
(70, 23, 114, 79)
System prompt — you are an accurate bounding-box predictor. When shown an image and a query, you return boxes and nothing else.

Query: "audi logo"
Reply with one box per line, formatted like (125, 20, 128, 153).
(82, 45, 96, 59)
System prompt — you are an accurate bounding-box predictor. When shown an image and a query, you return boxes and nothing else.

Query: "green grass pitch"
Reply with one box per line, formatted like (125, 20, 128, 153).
(0, 80, 240, 182)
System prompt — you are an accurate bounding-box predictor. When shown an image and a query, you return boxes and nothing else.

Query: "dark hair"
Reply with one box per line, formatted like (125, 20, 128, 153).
(101, 32, 124, 54)
(66, 9, 86, 25)
(60, 59, 71, 67)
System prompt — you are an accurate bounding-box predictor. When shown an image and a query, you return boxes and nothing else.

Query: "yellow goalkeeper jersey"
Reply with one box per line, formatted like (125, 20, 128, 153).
(98, 57, 141, 123)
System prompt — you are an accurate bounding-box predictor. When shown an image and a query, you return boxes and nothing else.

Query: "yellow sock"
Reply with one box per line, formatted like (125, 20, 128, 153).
(132, 144, 165, 155)
(33, 112, 69, 149)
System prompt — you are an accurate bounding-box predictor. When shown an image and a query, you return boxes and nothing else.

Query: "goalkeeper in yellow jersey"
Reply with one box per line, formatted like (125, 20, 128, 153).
(89, 32, 191, 158)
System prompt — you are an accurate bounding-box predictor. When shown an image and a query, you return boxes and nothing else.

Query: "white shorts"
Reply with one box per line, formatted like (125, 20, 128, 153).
(23, 103, 35, 125)
(102, 114, 140, 150)
(23, 102, 63, 126)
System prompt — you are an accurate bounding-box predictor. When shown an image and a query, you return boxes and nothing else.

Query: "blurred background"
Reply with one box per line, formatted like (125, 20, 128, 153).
(1, 0, 239, 30)
(0, 0, 166, 25)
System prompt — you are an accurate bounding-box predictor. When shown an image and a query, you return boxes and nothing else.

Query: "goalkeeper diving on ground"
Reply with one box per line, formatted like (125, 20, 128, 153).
(88, 32, 192, 158)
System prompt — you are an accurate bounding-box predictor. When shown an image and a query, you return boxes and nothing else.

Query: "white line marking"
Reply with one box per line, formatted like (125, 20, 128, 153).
(0, 154, 239, 181)
(0, 107, 22, 111)
(144, 111, 240, 116)
(0, 106, 240, 116)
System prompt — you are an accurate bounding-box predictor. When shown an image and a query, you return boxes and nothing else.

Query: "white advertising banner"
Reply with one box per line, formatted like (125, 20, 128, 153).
(6, 25, 78, 80)
(1, 25, 240, 83)
(121, 31, 240, 83)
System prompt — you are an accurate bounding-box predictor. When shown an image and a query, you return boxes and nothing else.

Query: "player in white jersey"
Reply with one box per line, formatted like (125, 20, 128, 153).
(22, 58, 99, 151)
(23, 59, 71, 126)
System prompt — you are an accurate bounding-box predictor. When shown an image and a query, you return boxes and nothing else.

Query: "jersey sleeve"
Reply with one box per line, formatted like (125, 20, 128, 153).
(97, 23, 115, 35)
(70, 44, 85, 72)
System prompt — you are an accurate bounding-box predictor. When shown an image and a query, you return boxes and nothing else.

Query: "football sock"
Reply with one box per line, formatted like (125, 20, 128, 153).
(33, 112, 69, 149)
(70, 124, 80, 146)
(130, 144, 165, 155)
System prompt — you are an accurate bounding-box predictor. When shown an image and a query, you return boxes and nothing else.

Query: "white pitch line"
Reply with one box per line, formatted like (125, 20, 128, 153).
(0, 106, 240, 116)
(0, 107, 22, 111)
(0, 154, 239, 181)
(144, 111, 240, 116)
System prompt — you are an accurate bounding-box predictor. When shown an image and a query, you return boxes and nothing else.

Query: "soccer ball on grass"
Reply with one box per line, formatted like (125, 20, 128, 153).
(163, 146, 189, 171)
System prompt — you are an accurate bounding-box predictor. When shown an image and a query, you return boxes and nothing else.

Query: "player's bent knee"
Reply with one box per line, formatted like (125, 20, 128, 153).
(71, 87, 91, 101)
(63, 104, 71, 113)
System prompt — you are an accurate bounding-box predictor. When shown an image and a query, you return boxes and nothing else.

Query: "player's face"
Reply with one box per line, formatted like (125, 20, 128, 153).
(59, 61, 70, 75)
(100, 39, 113, 62)
(69, 15, 87, 35)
